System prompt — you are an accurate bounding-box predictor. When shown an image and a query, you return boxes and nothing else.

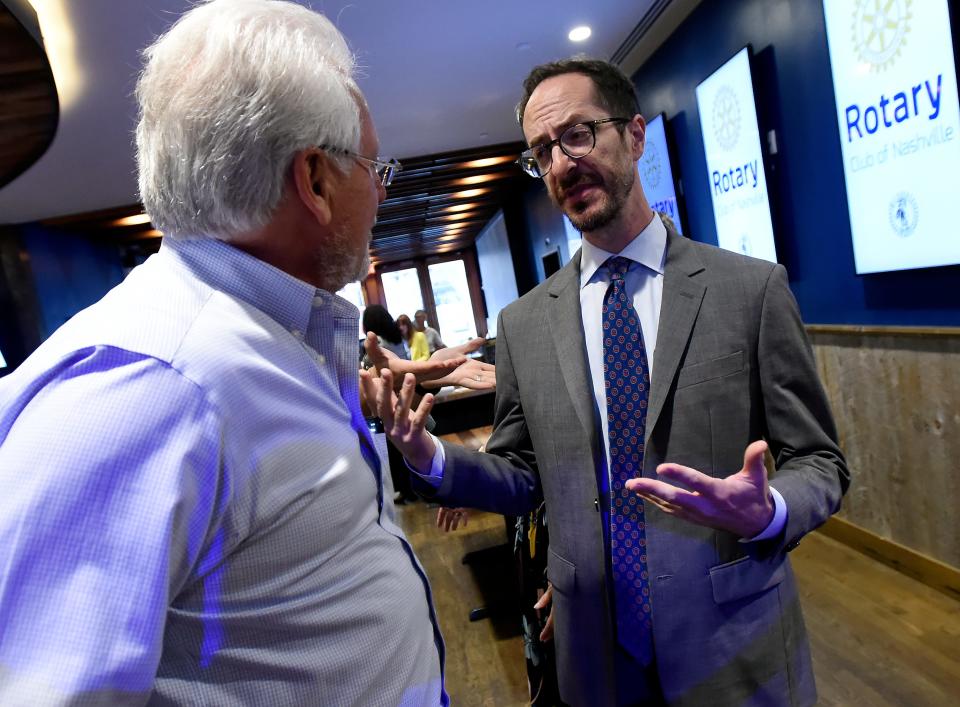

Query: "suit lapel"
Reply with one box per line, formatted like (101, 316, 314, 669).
(647, 229, 706, 440)
(547, 252, 601, 461)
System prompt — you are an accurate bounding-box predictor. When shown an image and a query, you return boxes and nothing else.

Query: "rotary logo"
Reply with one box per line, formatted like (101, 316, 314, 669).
(852, 0, 912, 72)
(712, 86, 740, 150)
(640, 140, 662, 189)
(888, 191, 918, 237)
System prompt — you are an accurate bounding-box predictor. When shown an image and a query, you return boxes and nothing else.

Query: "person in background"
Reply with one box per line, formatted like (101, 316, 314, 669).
(362, 303, 407, 359)
(0, 1, 492, 703)
(376, 57, 848, 706)
(398, 313, 430, 361)
(415, 309, 446, 353)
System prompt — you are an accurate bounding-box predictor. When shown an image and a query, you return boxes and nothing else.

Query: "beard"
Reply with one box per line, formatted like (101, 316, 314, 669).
(316, 226, 370, 293)
(558, 163, 635, 233)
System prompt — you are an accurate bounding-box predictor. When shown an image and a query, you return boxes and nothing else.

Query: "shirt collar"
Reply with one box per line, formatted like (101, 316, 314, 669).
(159, 237, 355, 333)
(579, 213, 668, 288)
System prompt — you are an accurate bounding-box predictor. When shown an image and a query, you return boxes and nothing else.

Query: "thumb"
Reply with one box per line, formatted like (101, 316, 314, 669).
(742, 440, 769, 480)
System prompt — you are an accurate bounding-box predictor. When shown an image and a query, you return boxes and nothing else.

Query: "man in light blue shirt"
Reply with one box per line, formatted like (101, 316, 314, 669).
(0, 1, 488, 704)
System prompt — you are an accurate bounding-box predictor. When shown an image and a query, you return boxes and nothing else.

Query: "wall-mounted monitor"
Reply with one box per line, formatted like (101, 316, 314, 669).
(475, 210, 519, 338)
(638, 113, 684, 234)
(695, 46, 777, 263)
(823, 0, 960, 274)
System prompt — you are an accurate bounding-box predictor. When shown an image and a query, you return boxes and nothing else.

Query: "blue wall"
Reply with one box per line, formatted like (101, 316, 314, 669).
(21, 225, 125, 338)
(631, 0, 960, 326)
(523, 184, 570, 282)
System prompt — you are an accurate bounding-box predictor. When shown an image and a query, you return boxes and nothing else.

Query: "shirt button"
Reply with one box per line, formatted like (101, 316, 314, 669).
(290, 328, 304, 340)
(313, 295, 324, 307)
(315, 353, 326, 365)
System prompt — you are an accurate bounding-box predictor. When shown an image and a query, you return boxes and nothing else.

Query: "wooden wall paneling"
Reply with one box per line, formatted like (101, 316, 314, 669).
(808, 326, 960, 571)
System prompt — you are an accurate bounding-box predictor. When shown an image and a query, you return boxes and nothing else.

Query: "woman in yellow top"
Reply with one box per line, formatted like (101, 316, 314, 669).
(396, 314, 430, 361)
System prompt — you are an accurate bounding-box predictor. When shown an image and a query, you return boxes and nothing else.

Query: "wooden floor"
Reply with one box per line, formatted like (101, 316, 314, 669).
(395, 427, 960, 706)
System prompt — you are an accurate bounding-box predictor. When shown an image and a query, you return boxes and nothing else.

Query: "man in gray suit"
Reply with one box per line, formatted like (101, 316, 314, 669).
(378, 58, 848, 706)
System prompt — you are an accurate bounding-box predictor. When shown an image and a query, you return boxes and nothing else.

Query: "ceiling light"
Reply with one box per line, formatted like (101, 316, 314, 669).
(440, 212, 478, 223)
(454, 174, 499, 186)
(449, 188, 491, 199)
(442, 202, 482, 213)
(28, 0, 85, 109)
(568, 26, 591, 42)
(461, 156, 515, 169)
(112, 213, 152, 227)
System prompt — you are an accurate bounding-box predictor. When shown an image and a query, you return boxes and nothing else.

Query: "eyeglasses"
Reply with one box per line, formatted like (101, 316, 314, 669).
(516, 117, 630, 179)
(320, 145, 403, 186)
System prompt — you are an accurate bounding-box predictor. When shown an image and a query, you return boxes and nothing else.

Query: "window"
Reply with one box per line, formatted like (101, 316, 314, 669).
(336, 281, 367, 338)
(381, 267, 424, 321)
(427, 260, 477, 345)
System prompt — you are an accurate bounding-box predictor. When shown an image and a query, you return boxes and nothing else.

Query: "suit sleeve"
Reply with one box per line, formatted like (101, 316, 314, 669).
(759, 265, 850, 550)
(434, 310, 542, 516)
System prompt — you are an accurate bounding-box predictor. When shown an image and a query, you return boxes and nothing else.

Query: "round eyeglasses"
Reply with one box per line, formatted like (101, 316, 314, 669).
(319, 145, 403, 186)
(516, 117, 630, 179)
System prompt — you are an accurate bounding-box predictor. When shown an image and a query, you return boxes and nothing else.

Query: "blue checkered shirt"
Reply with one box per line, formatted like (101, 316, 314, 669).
(0, 237, 447, 706)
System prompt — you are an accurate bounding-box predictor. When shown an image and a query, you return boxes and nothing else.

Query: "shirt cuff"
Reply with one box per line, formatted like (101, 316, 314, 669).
(740, 487, 787, 543)
(404, 433, 446, 488)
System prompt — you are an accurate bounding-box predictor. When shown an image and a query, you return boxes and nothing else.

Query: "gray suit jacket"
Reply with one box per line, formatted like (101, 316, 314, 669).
(436, 227, 848, 706)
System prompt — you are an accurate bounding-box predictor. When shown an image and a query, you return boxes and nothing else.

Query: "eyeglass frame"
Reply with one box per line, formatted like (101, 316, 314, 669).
(318, 145, 403, 186)
(516, 117, 631, 179)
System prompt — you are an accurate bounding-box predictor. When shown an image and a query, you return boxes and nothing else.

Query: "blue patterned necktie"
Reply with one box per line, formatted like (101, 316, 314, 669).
(602, 256, 653, 664)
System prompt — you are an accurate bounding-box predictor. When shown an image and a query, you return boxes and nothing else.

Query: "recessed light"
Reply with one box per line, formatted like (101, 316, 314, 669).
(568, 26, 591, 42)
(112, 213, 152, 227)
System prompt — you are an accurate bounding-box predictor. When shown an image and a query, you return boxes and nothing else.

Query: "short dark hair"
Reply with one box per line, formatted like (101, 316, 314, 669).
(516, 56, 640, 128)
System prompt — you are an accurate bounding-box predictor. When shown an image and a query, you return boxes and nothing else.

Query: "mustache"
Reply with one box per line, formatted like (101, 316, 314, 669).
(558, 171, 603, 195)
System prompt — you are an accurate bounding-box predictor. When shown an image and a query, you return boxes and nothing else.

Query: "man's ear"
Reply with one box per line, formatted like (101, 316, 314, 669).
(628, 114, 646, 160)
(292, 148, 335, 226)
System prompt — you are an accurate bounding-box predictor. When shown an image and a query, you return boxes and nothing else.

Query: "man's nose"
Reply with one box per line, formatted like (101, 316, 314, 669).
(551, 142, 578, 174)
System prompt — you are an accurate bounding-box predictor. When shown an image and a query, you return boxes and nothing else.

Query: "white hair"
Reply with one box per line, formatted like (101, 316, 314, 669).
(135, 0, 360, 239)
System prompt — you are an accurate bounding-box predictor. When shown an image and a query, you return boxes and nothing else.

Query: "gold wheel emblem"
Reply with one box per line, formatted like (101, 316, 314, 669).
(852, 0, 912, 71)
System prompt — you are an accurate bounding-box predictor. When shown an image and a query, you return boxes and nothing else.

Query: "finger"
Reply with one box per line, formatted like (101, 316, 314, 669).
(454, 337, 485, 354)
(742, 440, 769, 480)
(654, 462, 716, 494)
(436, 509, 445, 528)
(410, 392, 435, 431)
(408, 356, 466, 381)
(636, 492, 686, 516)
(363, 331, 379, 358)
(533, 584, 553, 609)
(378, 369, 396, 427)
(358, 369, 376, 417)
(627, 478, 701, 509)
(396, 372, 417, 419)
(540, 612, 554, 643)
